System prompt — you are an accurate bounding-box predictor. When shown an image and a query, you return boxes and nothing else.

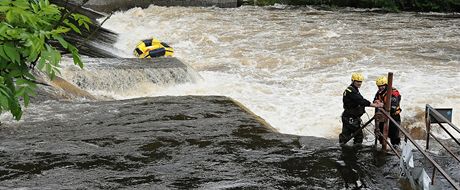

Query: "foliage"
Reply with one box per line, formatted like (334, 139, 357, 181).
(248, 0, 460, 12)
(0, 0, 91, 120)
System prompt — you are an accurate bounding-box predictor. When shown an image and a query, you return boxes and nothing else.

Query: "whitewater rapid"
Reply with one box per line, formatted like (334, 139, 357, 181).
(98, 5, 460, 138)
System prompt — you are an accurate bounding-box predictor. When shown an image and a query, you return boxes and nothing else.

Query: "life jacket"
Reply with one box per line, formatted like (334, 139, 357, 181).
(374, 87, 402, 115)
(134, 38, 174, 58)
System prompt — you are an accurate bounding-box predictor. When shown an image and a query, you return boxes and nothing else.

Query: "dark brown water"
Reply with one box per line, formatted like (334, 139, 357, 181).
(0, 96, 402, 189)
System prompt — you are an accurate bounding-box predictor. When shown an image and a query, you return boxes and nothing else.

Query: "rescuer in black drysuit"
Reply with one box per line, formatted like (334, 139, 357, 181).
(339, 73, 383, 145)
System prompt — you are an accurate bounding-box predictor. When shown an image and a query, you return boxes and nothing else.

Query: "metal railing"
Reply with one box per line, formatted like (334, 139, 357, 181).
(425, 104, 460, 180)
(343, 72, 459, 189)
(378, 107, 460, 189)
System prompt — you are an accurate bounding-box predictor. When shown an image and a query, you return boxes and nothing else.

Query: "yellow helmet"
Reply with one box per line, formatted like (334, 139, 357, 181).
(375, 76, 388, 86)
(351, 73, 364, 81)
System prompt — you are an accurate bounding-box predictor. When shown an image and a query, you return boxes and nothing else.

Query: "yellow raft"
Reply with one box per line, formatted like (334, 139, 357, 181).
(133, 38, 174, 58)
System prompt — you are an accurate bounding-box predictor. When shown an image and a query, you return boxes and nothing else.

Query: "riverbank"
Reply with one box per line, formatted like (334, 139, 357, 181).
(66, 0, 238, 12)
(249, 0, 460, 12)
(61, 0, 460, 13)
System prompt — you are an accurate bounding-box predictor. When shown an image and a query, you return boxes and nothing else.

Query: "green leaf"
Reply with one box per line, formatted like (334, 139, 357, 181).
(52, 34, 68, 48)
(0, 0, 12, 6)
(14, 0, 31, 9)
(73, 52, 83, 68)
(69, 44, 83, 68)
(83, 22, 89, 31)
(23, 72, 35, 82)
(15, 86, 27, 97)
(23, 94, 30, 107)
(0, 6, 10, 12)
(0, 45, 9, 60)
(0, 0, 87, 121)
(26, 36, 43, 62)
(64, 20, 81, 34)
(0, 79, 22, 120)
(49, 70, 56, 80)
(37, 56, 47, 70)
(72, 13, 92, 23)
(8, 69, 23, 78)
(6, 28, 20, 39)
(0, 94, 8, 109)
(6, 10, 15, 23)
(25, 87, 36, 97)
(46, 45, 61, 66)
(72, 13, 92, 31)
(45, 62, 52, 75)
(16, 78, 29, 86)
(52, 26, 71, 34)
(0, 24, 9, 37)
(3, 44, 20, 64)
(0, 88, 11, 109)
(31, 3, 39, 13)
(19, 11, 28, 23)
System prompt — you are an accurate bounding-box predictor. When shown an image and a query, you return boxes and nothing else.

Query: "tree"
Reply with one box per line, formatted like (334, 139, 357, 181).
(0, 0, 91, 120)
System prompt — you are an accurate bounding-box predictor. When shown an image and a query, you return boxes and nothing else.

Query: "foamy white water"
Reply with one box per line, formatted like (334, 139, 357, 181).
(99, 5, 460, 138)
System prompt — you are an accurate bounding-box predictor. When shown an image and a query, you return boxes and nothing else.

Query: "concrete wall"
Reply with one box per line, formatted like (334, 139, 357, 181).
(73, 0, 238, 12)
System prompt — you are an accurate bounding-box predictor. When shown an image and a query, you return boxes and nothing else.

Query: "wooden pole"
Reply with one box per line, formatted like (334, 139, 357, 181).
(426, 105, 431, 150)
(383, 72, 393, 151)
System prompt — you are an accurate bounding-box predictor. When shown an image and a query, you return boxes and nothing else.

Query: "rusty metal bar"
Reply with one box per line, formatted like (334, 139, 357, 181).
(432, 168, 436, 185)
(378, 108, 460, 190)
(426, 106, 431, 150)
(374, 127, 401, 158)
(374, 115, 379, 148)
(427, 104, 460, 134)
(429, 133, 460, 163)
(342, 117, 375, 144)
(374, 132, 378, 147)
(426, 104, 460, 158)
(382, 72, 393, 151)
(435, 121, 460, 147)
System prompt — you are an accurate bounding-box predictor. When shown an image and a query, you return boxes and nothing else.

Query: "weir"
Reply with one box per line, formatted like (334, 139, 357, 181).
(59, 57, 202, 97)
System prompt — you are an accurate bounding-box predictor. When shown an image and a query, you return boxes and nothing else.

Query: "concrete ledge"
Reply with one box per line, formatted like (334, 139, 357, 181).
(78, 57, 189, 69)
(59, 57, 202, 95)
(33, 57, 200, 102)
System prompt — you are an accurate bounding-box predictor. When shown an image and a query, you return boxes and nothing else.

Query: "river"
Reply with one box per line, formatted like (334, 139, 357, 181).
(1, 4, 459, 190)
(99, 5, 460, 139)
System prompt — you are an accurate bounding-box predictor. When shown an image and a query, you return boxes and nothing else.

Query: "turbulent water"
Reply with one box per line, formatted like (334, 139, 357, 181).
(98, 5, 460, 139)
(1, 5, 459, 190)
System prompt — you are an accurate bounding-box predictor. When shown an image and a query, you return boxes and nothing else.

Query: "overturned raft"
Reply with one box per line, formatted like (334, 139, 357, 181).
(134, 38, 174, 58)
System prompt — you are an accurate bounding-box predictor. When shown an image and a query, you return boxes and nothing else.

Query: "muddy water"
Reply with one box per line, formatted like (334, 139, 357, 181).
(0, 96, 403, 189)
(102, 6, 460, 138)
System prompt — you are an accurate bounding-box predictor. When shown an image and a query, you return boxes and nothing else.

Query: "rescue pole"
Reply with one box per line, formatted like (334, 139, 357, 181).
(382, 72, 393, 151)
(341, 116, 375, 144)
